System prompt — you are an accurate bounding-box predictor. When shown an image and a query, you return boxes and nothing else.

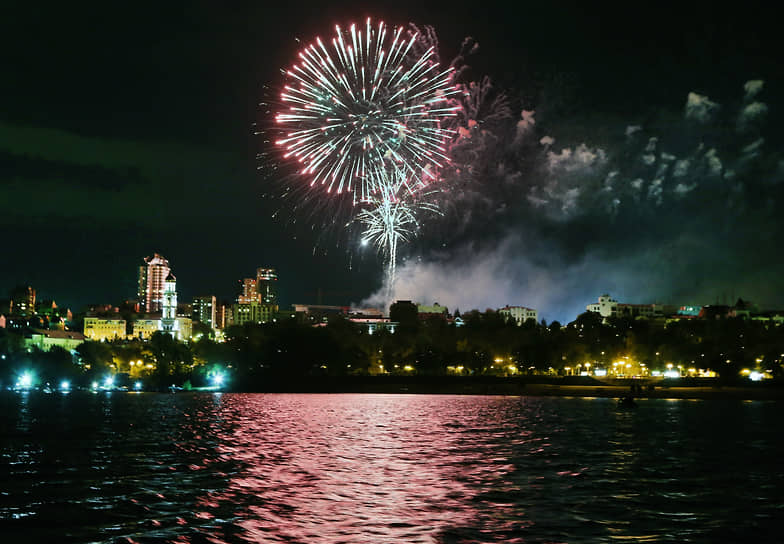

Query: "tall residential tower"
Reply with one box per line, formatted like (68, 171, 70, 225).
(138, 253, 170, 313)
(192, 295, 217, 328)
(256, 268, 278, 305)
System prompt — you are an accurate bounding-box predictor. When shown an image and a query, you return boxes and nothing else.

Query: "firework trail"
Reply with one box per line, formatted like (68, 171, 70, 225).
(356, 173, 442, 287)
(275, 18, 460, 291)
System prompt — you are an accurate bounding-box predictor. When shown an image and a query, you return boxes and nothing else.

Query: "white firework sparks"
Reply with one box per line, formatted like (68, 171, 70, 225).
(275, 19, 459, 289)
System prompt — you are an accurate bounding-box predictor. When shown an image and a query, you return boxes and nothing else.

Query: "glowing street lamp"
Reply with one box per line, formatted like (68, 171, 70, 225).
(211, 371, 225, 388)
(17, 371, 34, 389)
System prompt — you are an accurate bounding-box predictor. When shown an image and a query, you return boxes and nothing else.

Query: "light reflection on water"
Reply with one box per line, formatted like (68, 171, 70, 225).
(0, 393, 782, 543)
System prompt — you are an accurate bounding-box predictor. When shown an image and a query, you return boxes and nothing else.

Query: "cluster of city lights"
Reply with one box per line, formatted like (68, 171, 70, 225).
(3, 350, 774, 393)
(7, 367, 232, 392)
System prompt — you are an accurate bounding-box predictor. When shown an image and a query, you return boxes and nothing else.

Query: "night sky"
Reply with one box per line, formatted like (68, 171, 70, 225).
(2, 1, 782, 322)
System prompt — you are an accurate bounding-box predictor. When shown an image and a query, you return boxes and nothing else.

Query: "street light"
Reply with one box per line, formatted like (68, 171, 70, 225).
(211, 371, 225, 388)
(17, 371, 34, 389)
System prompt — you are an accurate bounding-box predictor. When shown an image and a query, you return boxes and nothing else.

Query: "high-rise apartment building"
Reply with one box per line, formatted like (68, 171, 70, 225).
(233, 267, 278, 325)
(192, 295, 217, 328)
(214, 302, 227, 329)
(138, 253, 170, 313)
(231, 301, 277, 326)
(237, 278, 260, 304)
(256, 268, 278, 305)
(237, 268, 278, 305)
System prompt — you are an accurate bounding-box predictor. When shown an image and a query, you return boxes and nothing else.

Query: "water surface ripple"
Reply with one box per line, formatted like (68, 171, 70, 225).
(1, 393, 782, 543)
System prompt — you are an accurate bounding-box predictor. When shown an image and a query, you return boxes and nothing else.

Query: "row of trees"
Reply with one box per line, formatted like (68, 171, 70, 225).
(0, 329, 207, 389)
(2, 309, 783, 389)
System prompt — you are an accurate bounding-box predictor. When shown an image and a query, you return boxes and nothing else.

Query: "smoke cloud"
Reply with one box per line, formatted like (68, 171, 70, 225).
(361, 79, 784, 322)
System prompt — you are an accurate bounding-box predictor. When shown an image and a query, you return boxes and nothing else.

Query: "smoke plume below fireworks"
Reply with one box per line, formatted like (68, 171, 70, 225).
(362, 75, 784, 322)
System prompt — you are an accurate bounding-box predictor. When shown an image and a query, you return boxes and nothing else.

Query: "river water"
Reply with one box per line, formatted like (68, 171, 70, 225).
(1, 392, 782, 543)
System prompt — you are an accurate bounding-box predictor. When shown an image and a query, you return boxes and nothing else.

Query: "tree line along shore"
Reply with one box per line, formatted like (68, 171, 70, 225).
(2, 309, 783, 396)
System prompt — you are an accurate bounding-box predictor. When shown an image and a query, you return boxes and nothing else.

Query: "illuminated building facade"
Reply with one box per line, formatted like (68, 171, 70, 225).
(348, 317, 397, 334)
(160, 273, 178, 337)
(232, 301, 277, 326)
(175, 316, 192, 340)
(586, 294, 619, 317)
(256, 268, 278, 305)
(130, 317, 192, 342)
(132, 319, 159, 340)
(138, 253, 170, 313)
(587, 294, 675, 319)
(237, 277, 259, 304)
(84, 318, 126, 342)
(25, 329, 85, 351)
(214, 303, 227, 329)
(498, 305, 539, 325)
(192, 295, 217, 328)
(237, 268, 278, 305)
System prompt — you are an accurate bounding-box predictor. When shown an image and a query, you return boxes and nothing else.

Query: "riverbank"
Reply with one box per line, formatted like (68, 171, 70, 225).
(232, 376, 784, 400)
(511, 383, 784, 400)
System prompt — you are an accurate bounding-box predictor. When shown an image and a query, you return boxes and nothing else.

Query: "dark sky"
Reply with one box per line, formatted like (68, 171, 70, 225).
(2, 1, 782, 321)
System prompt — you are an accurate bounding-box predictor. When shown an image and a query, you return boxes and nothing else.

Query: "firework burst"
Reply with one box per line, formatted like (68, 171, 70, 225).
(275, 18, 460, 290)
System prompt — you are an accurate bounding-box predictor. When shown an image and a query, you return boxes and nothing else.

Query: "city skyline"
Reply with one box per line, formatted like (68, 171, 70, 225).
(2, 2, 782, 324)
(3, 260, 781, 329)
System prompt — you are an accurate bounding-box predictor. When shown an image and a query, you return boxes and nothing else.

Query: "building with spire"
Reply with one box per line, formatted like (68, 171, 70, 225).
(129, 253, 191, 341)
(160, 272, 178, 336)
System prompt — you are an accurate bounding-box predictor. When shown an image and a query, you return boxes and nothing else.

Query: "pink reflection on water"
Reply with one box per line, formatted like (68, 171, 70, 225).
(199, 394, 518, 543)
